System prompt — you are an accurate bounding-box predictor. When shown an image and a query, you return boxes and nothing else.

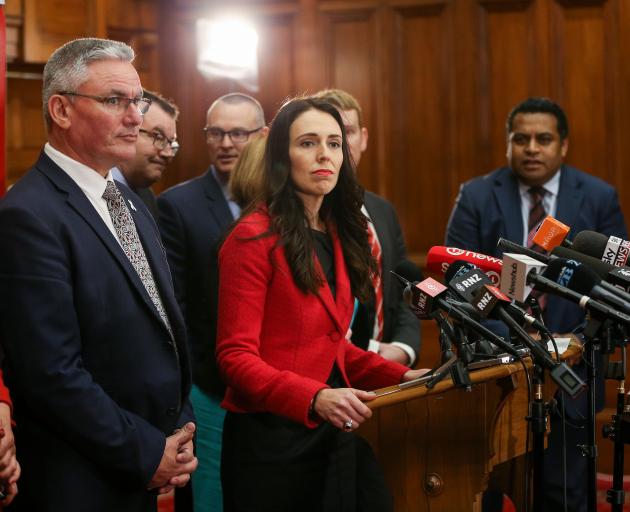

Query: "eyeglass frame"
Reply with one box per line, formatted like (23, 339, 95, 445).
(58, 92, 152, 116)
(202, 126, 264, 144)
(139, 128, 180, 155)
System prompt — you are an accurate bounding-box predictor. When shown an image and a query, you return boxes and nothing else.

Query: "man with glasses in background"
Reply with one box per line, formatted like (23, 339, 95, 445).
(0, 38, 197, 510)
(158, 93, 268, 512)
(112, 89, 179, 218)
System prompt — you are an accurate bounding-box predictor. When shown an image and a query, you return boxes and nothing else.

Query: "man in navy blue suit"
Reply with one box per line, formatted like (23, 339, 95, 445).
(157, 93, 268, 512)
(0, 38, 197, 511)
(446, 97, 627, 512)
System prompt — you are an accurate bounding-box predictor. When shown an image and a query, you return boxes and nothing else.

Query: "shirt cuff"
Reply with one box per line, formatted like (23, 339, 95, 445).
(367, 339, 417, 367)
(391, 341, 417, 367)
(367, 339, 380, 353)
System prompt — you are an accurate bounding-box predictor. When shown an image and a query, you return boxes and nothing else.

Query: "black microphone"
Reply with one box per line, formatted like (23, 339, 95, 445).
(446, 260, 550, 335)
(394, 267, 521, 357)
(500, 254, 630, 325)
(497, 237, 550, 263)
(572, 230, 630, 268)
(554, 260, 630, 316)
(468, 283, 585, 398)
(551, 245, 630, 304)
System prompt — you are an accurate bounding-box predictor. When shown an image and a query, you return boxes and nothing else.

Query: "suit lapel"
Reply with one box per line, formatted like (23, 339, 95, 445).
(201, 169, 236, 227)
(36, 154, 172, 332)
(493, 169, 524, 246)
(554, 166, 583, 231)
(313, 228, 352, 335)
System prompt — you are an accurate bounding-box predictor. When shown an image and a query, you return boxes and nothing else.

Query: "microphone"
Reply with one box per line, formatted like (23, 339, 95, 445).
(551, 260, 630, 316)
(532, 216, 571, 251)
(469, 282, 585, 398)
(394, 266, 520, 357)
(426, 246, 503, 285)
(501, 254, 630, 326)
(447, 260, 550, 334)
(572, 230, 630, 268)
(496, 238, 550, 264)
(446, 261, 494, 301)
(551, 245, 630, 303)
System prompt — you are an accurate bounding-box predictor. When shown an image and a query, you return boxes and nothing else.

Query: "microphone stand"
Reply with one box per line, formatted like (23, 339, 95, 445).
(525, 297, 551, 512)
(602, 325, 628, 512)
(427, 312, 472, 390)
(581, 315, 611, 512)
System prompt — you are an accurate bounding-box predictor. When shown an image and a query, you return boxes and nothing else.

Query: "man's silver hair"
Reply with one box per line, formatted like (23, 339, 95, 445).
(43, 38, 135, 128)
(207, 92, 266, 127)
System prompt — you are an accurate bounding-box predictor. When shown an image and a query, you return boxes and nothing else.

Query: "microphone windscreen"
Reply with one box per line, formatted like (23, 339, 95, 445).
(444, 260, 476, 283)
(567, 265, 603, 296)
(542, 258, 600, 294)
(551, 245, 613, 280)
(572, 230, 608, 259)
(394, 260, 424, 283)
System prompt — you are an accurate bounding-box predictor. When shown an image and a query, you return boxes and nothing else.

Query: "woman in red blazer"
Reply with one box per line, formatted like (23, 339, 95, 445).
(216, 97, 426, 512)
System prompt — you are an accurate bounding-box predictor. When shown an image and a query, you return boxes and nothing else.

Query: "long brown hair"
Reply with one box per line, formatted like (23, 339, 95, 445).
(251, 96, 375, 301)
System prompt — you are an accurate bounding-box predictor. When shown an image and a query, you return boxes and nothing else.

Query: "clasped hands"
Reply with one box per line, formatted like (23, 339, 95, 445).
(148, 421, 198, 494)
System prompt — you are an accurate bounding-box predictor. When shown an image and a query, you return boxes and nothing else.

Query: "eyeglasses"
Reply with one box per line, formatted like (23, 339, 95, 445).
(59, 92, 152, 116)
(139, 129, 180, 155)
(203, 126, 263, 144)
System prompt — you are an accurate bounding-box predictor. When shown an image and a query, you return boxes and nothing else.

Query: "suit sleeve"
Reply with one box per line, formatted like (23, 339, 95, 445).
(385, 204, 421, 356)
(157, 195, 189, 318)
(0, 206, 165, 486)
(216, 224, 331, 428)
(445, 183, 482, 251)
(596, 187, 628, 239)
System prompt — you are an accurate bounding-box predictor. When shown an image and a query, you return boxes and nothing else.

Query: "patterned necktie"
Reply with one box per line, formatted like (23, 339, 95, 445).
(527, 186, 547, 248)
(102, 181, 173, 339)
(367, 222, 384, 341)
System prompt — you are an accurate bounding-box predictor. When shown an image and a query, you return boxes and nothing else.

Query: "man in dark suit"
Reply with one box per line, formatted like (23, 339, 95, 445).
(157, 93, 268, 512)
(446, 97, 627, 512)
(315, 89, 421, 366)
(0, 38, 197, 511)
(112, 89, 179, 219)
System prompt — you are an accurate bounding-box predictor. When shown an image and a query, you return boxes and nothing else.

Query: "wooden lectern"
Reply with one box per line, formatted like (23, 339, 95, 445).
(360, 361, 532, 512)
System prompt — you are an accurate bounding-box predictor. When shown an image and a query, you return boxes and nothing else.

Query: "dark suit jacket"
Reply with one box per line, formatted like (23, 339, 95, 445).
(351, 192, 421, 358)
(157, 169, 234, 398)
(446, 165, 627, 333)
(0, 152, 192, 512)
(135, 187, 159, 220)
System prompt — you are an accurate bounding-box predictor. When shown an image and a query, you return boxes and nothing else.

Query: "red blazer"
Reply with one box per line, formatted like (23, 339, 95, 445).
(0, 370, 11, 409)
(217, 208, 408, 427)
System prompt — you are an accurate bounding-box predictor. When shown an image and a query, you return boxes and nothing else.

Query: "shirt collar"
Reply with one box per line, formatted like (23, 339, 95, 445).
(518, 167, 562, 198)
(110, 166, 129, 188)
(44, 142, 114, 198)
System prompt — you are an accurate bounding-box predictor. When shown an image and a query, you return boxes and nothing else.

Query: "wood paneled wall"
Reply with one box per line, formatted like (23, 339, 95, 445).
(7, 0, 630, 261)
(154, 0, 630, 264)
(6, 0, 630, 475)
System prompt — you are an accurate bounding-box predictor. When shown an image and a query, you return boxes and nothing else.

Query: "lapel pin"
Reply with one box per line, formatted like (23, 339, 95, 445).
(128, 199, 137, 212)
